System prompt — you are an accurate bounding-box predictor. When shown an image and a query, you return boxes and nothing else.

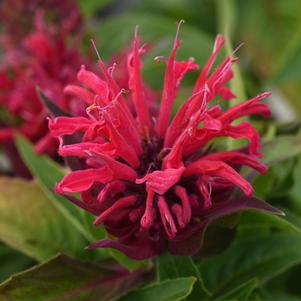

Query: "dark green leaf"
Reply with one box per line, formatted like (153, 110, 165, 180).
(0, 254, 147, 301)
(0, 243, 34, 283)
(0, 177, 86, 261)
(197, 233, 301, 295)
(213, 278, 258, 301)
(157, 253, 211, 300)
(263, 291, 301, 301)
(289, 156, 301, 216)
(239, 210, 301, 235)
(117, 277, 196, 301)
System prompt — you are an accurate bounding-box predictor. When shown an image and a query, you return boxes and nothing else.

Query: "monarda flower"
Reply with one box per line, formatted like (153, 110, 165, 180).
(0, 11, 89, 155)
(49, 24, 281, 259)
(0, 0, 82, 40)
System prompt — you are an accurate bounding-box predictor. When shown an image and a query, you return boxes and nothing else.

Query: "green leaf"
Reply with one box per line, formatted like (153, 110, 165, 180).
(243, 136, 301, 187)
(0, 243, 34, 283)
(109, 249, 152, 272)
(0, 254, 146, 301)
(272, 20, 301, 83)
(289, 156, 301, 215)
(77, 0, 112, 18)
(197, 233, 301, 295)
(239, 210, 301, 235)
(0, 177, 86, 261)
(263, 292, 301, 301)
(117, 277, 196, 301)
(215, 0, 237, 39)
(261, 136, 301, 166)
(157, 253, 211, 300)
(15, 135, 103, 243)
(213, 278, 258, 301)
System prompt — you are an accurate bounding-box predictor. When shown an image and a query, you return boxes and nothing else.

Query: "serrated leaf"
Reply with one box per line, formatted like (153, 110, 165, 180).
(197, 233, 301, 295)
(0, 177, 86, 261)
(157, 253, 211, 300)
(117, 277, 196, 301)
(0, 254, 147, 301)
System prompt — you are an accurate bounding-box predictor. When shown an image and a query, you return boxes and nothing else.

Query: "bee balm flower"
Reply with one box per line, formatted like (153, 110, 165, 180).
(0, 11, 89, 155)
(50, 23, 281, 259)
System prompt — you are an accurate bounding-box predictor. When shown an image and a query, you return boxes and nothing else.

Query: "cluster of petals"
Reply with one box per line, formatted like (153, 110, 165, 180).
(50, 24, 274, 259)
(0, 8, 87, 155)
(0, 0, 82, 39)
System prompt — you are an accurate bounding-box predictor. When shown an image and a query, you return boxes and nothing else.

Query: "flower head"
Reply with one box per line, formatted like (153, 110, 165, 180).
(0, 0, 82, 39)
(50, 23, 279, 259)
(0, 10, 89, 155)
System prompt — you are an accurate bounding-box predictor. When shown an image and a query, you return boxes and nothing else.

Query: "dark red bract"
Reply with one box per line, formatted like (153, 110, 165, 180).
(49, 24, 280, 259)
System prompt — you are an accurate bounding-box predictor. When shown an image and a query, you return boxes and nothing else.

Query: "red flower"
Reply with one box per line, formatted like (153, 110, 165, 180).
(50, 23, 281, 259)
(0, 11, 89, 155)
(0, 0, 82, 39)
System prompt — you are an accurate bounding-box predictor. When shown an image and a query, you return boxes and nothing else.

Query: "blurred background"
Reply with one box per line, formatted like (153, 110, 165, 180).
(1, 0, 301, 299)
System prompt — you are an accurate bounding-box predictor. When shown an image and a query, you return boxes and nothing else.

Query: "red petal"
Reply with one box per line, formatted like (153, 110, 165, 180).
(193, 34, 224, 93)
(225, 121, 261, 156)
(220, 92, 272, 124)
(77, 66, 110, 102)
(94, 195, 137, 225)
(56, 167, 112, 193)
(184, 159, 253, 196)
(136, 167, 185, 195)
(157, 21, 185, 138)
(202, 151, 267, 173)
(58, 142, 115, 157)
(140, 189, 155, 229)
(158, 196, 177, 238)
(174, 186, 191, 224)
(49, 116, 92, 136)
(127, 28, 151, 129)
(64, 85, 95, 104)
